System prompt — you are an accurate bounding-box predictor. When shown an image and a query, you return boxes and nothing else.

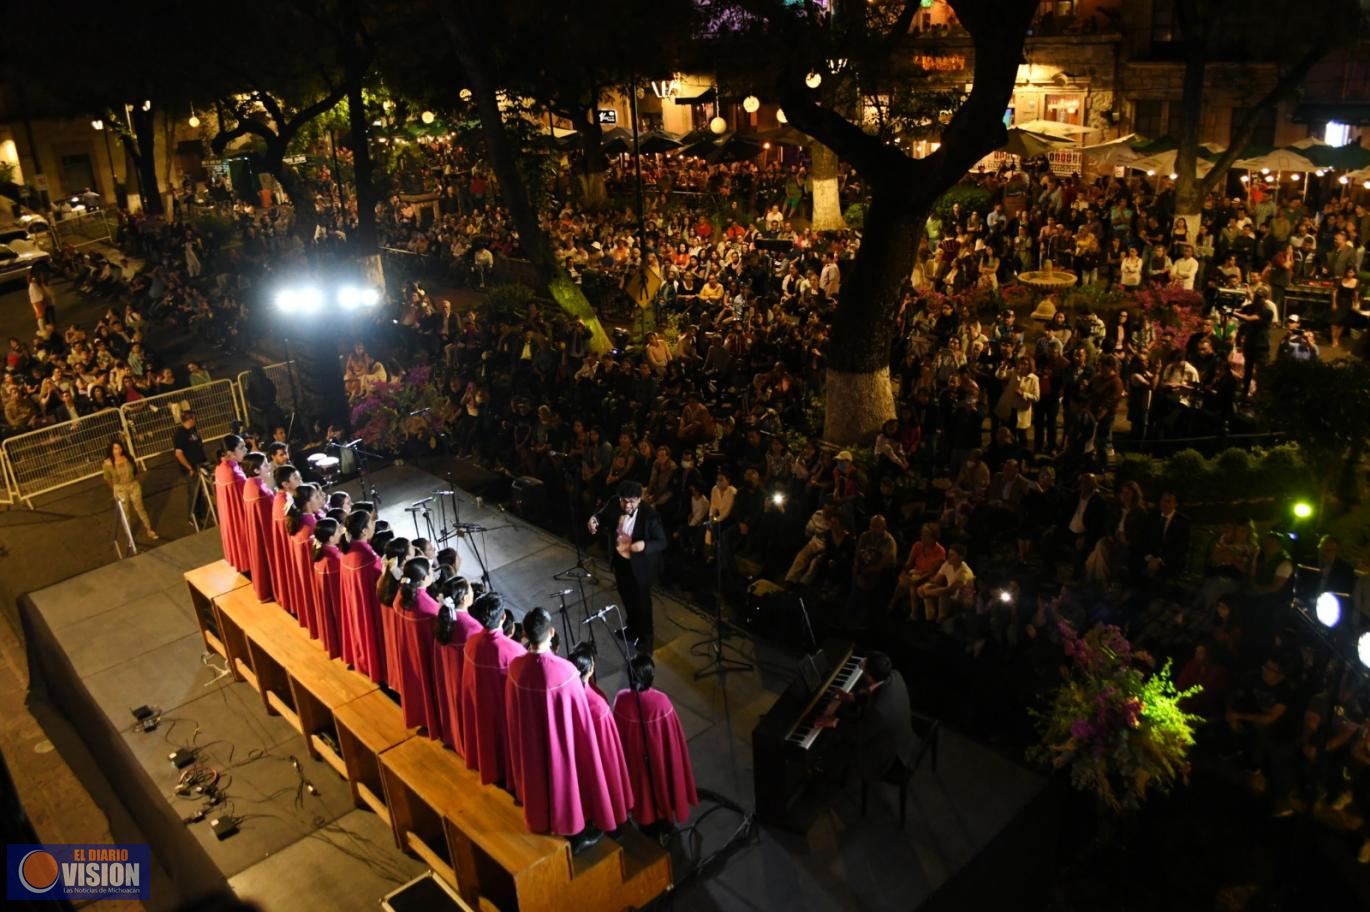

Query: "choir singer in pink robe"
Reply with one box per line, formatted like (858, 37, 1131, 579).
(459, 592, 524, 787)
(312, 518, 344, 659)
(268, 465, 301, 615)
(569, 643, 633, 830)
(339, 509, 384, 681)
(241, 452, 274, 602)
(613, 654, 699, 833)
(434, 575, 481, 753)
(393, 557, 442, 735)
(287, 484, 325, 639)
(505, 610, 619, 854)
(213, 435, 249, 572)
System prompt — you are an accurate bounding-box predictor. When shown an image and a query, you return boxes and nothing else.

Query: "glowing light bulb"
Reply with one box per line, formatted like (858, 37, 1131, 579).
(743, 95, 760, 113)
(776, 108, 788, 124)
(188, 115, 200, 128)
(805, 72, 822, 89)
(709, 116, 727, 135)
(421, 111, 435, 124)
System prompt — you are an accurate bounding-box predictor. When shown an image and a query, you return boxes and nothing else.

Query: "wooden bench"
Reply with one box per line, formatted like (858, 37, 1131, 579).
(334, 690, 416, 828)
(190, 562, 671, 912)
(379, 736, 672, 912)
(183, 560, 249, 660)
(212, 587, 375, 760)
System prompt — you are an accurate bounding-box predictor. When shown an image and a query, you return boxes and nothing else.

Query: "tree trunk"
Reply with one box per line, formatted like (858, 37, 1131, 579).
(822, 191, 920, 443)
(128, 107, 164, 216)
(809, 142, 846, 231)
(276, 163, 319, 243)
(1172, 32, 1207, 245)
(346, 76, 380, 280)
(824, 367, 897, 444)
(446, 21, 611, 353)
(578, 113, 608, 210)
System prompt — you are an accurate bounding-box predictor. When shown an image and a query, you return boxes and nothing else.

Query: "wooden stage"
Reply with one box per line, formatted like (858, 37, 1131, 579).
(186, 560, 672, 912)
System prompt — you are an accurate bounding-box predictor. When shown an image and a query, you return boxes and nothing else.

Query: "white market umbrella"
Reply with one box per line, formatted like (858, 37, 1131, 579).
(1014, 118, 1096, 139)
(1233, 148, 1319, 172)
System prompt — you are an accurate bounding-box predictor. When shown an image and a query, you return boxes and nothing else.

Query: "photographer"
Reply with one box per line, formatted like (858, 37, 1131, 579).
(1276, 315, 1319, 363)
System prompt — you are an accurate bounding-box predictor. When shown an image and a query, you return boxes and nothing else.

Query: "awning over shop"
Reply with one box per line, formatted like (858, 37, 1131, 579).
(674, 87, 717, 104)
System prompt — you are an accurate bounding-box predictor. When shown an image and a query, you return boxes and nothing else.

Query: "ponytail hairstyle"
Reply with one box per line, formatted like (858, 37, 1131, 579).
(569, 642, 595, 680)
(242, 451, 268, 478)
(327, 491, 351, 511)
(326, 507, 348, 525)
(397, 557, 432, 610)
(287, 483, 319, 535)
(435, 575, 473, 645)
(353, 500, 376, 515)
(628, 653, 657, 691)
(222, 433, 244, 453)
(376, 537, 411, 606)
(372, 528, 396, 557)
(313, 518, 339, 561)
(341, 509, 373, 552)
(428, 563, 455, 599)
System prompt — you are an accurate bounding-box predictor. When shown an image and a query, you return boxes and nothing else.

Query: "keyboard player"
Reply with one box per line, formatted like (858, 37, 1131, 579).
(813, 652, 919, 783)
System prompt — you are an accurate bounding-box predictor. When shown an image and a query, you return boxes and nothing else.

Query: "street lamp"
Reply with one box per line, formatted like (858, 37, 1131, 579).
(805, 72, 822, 89)
(92, 119, 104, 131)
(776, 108, 788, 124)
(742, 95, 760, 113)
(421, 110, 435, 124)
(709, 115, 728, 134)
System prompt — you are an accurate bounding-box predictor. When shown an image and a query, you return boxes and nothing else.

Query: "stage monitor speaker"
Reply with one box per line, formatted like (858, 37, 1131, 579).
(511, 476, 546, 521)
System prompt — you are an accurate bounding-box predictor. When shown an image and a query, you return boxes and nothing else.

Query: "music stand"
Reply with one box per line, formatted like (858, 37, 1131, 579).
(692, 517, 753, 680)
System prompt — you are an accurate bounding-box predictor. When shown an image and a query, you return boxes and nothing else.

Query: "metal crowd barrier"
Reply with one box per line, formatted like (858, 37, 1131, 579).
(0, 409, 128, 508)
(0, 450, 16, 506)
(1, 362, 310, 509)
(120, 379, 241, 470)
(235, 362, 299, 427)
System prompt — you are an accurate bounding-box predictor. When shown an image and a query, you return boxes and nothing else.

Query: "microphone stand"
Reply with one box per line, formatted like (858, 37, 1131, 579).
(339, 439, 384, 508)
(550, 589, 579, 650)
(553, 458, 598, 648)
(692, 516, 753, 680)
(587, 603, 666, 840)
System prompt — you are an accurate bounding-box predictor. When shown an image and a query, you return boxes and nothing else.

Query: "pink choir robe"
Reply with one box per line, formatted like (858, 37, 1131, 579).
(313, 544, 344, 660)
(380, 571, 403, 694)
(393, 590, 441, 735)
(613, 688, 699, 826)
(213, 459, 249, 572)
(268, 492, 295, 615)
(339, 541, 384, 682)
(459, 627, 525, 786)
(290, 513, 320, 639)
(505, 652, 620, 836)
(242, 478, 274, 602)
(434, 608, 484, 753)
(587, 683, 634, 826)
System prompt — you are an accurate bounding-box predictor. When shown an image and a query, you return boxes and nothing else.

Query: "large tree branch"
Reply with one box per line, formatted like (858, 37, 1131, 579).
(1197, 42, 1329, 193)
(284, 83, 346, 135)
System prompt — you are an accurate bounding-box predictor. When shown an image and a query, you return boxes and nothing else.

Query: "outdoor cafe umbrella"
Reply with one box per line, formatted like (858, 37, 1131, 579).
(1013, 118, 1096, 140)
(1233, 147, 1319, 173)
(637, 129, 684, 155)
(1079, 133, 1143, 168)
(753, 126, 811, 147)
(998, 127, 1070, 159)
(705, 132, 765, 163)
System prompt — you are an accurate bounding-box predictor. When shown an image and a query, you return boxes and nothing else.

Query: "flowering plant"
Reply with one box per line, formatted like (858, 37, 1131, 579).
(350, 365, 451, 452)
(1029, 622, 1202, 812)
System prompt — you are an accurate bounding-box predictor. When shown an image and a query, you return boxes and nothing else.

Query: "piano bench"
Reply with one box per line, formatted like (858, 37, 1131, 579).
(859, 719, 941, 829)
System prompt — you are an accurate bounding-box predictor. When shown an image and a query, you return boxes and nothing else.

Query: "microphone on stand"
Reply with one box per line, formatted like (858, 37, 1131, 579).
(548, 589, 574, 598)
(582, 604, 618, 625)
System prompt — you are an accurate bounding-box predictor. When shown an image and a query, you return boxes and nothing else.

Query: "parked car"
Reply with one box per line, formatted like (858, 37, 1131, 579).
(0, 239, 51, 284)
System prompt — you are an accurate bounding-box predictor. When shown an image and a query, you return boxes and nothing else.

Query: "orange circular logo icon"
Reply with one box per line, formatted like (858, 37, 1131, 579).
(18, 849, 60, 893)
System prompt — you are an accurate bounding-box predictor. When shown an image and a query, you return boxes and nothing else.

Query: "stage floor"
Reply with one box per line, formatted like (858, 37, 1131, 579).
(23, 465, 1047, 912)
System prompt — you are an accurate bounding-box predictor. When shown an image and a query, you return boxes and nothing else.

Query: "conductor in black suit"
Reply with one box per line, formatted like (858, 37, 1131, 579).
(588, 480, 668, 652)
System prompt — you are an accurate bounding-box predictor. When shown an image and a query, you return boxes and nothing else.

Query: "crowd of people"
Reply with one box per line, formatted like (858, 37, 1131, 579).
(1, 214, 245, 436)
(9, 125, 1370, 863)
(209, 438, 699, 852)
(328, 136, 1370, 861)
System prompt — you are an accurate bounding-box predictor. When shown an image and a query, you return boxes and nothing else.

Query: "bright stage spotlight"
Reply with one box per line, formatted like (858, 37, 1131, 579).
(275, 286, 324, 314)
(1314, 591, 1341, 628)
(338, 286, 380, 309)
(1360, 632, 1370, 669)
